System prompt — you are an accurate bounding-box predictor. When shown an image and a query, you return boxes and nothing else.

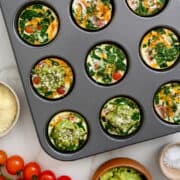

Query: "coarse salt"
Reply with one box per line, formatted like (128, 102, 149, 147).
(163, 145, 180, 169)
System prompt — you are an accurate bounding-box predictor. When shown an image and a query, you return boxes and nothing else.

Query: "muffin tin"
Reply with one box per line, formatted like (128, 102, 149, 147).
(0, 0, 180, 161)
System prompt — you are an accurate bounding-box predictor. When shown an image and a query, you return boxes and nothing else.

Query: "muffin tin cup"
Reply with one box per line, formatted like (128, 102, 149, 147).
(46, 110, 90, 154)
(139, 26, 180, 72)
(30, 56, 75, 101)
(1, 0, 180, 161)
(99, 95, 143, 139)
(15, 0, 60, 47)
(85, 41, 129, 87)
(70, 0, 115, 32)
(125, 0, 169, 18)
(153, 80, 180, 125)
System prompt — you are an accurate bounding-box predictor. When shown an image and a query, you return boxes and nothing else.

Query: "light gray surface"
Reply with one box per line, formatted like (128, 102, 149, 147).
(0, 0, 180, 161)
(1, 2, 180, 180)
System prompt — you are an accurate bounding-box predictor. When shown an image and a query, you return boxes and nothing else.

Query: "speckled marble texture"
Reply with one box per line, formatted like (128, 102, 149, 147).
(0, 9, 180, 180)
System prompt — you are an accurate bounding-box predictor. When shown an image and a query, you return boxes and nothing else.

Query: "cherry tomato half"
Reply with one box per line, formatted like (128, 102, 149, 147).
(0, 150, 7, 166)
(23, 162, 41, 180)
(112, 72, 122, 81)
(33, 76, 41, 85)
(57, 87, 65, 95)
(6, 155, 24, 175)
(39, 170, 56, 180)
(37, 25, 42, 31)
(57, 175, 72, 180)
(24, 26, 34, 34)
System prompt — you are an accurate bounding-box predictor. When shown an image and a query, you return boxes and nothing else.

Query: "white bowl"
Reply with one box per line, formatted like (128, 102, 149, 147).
(0, 81, 20, 137)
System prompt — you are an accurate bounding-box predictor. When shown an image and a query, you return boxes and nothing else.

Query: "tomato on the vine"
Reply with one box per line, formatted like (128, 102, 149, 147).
(0, 150, 71, 180)
(6, 155, 24, 175)
(57, 176, 72, 180)
(39, 170, 56, 180)
(23, 162, 41, 180)
(0, 150, 7, 166)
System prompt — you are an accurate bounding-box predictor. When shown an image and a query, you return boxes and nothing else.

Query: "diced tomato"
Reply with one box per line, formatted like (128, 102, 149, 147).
(94, 63, 100, 70)
(157, 105, 167, 119)
(112, 72, 122, 81)
(57, 87, 65, 95)
(94, 19, 105, 27)
(69, 115, 75, 122)
(37, 25, 42, 31)
(24, 26, 34, 34)
(33, 76, 41, 85)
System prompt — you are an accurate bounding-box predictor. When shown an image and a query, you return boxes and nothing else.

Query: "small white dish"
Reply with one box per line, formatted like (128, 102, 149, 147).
(159, 143, 180, 180)
(0, 81, 20, 137)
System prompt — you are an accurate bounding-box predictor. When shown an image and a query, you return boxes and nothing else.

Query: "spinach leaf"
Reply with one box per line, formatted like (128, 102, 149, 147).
(116, 60, 126, 71)
(154, 94, 159, 104)
(131, 112, 140, 121)
(20, 10, 39, 20)
(32, 4, 43, 9)
(86, 20, 97, 30)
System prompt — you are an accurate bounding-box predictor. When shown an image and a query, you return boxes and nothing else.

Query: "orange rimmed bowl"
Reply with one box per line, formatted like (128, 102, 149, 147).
(92, 157, 152, 180)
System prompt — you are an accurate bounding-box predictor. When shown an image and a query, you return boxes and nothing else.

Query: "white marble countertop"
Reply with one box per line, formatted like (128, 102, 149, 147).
(0, 9, 180, 180)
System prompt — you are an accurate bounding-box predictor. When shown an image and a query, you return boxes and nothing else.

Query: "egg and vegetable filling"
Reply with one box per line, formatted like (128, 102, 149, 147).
(126, 0, 168, 17)
(86, 43, 128, 85)
(99, 167, 146, 180)
(48, 111, 88, 152)
(17, 3, 59, 45)
(31, 58, 74, 100)
(140, 27, 180, 70)
(71, 0, 113, 31)
(100, 97, 142, 137)
(154, 82, 180, 124)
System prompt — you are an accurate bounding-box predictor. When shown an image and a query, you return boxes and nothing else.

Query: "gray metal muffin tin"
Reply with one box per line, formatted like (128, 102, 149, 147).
(0, 0, 180, 161)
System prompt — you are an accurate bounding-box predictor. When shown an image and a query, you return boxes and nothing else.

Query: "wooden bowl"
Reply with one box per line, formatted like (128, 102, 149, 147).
(92, 157, 152, 180)
(159, 143, 180, 180)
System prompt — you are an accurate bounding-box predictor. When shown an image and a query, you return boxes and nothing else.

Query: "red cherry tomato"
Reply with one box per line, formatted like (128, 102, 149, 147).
(0, 150, 7, 166)
(57, 176, 72, 180)
(39, 170, 56, 180)
(112, 72, 122, 81)
(24, 26, 34, 34)
(23, 162, 41, 180)
(0, 176, 5, 180)
(57, 87, 65, 95)
(33, 76, 41, 85)
(6, 155, 24, 175)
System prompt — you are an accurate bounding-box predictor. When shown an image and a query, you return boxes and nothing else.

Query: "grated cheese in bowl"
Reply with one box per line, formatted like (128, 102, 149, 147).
(0, 82, 20, 136)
